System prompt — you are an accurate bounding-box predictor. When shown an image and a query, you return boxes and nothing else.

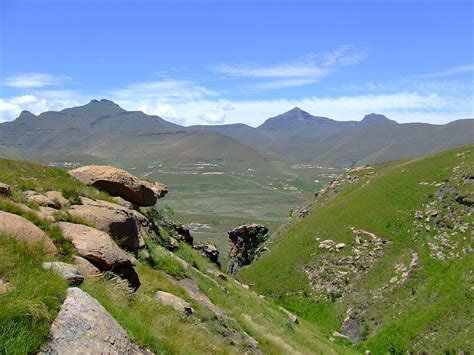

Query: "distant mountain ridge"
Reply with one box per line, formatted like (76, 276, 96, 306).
(1, 99, 472, 167)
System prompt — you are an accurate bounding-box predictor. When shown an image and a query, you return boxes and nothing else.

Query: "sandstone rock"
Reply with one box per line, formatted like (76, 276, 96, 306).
(42, 262, 84, 285)
(73, 255, 101, 276)
(58, 222, 140, 290)
(24, 190, 58, 208)
(0, 211, 57, 255)
(319, 239, 334, 249)
(41, 287, 143, 354)
(155, 291, 193, 315)
(336, 243, 346, 250)
(69, 165, 167, 206)
(194, 242, 220, 266)
(0, 183, 12, 197)
(0, 278, 11, 293)
(38, 206, 57, 221)
(169, 222, 193, 245)
(68, 197, 145, 250)
(228, 224, 268, 275)
(45, 191, 70, 208)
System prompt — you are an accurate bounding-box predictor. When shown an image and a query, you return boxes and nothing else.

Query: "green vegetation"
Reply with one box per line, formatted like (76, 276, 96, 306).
(241, 145, 474, 353)
(0, 235, 68, 354)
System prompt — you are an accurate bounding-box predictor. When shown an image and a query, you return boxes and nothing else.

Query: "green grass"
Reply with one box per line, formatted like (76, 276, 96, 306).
(0, 234, 68, 354)
(241, 145, 474, 353)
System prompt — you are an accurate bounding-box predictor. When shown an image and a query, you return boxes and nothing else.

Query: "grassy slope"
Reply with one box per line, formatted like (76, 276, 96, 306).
(0, 157, 351, 354)
(240, 145, 473, 353)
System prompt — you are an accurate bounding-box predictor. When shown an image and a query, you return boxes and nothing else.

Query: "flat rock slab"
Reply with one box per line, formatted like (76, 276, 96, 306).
(41, 287, 143, 354)
(42, 262, 84, 285)
(58, 222, 140, 290)
(0, 211, 57, 255)
(155, 291, 193, 315)
(68, 165, 167, 206)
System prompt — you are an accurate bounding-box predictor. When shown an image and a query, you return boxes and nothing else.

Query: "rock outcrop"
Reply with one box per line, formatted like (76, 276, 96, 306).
(73, 255, 101, 276)
(58, 222, 140, 290)
(228, 224, 268, 275)
(155, 291, 193, 315)
(0, 211, 57, 255)
(42, 262, 84, 285)
(41, 287, 143, 354)
(194, 242, 220, 266)
(69, 165, 167, 206)
(68, 197, 146, 250)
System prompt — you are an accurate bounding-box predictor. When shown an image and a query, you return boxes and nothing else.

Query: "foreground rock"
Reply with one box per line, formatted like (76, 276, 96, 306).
(194, 242, 220, 266)
(73, 255, 101, 276)
(68, 197, 146, 250)
(42, 262, 84, 285)
(228, 224, 268, 275)
(155, 291, 193, 315)
(0, 211, 57, 255)
(41, 287, 143, 354)
(58, 222, 140, 290)
(69, 165, 167, 206)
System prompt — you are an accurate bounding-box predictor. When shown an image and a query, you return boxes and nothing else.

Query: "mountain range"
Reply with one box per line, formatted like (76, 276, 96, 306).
(0, 99, 472, 167)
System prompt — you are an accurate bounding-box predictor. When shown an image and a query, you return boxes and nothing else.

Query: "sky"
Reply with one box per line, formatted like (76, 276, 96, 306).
(0, 0, 473, 126)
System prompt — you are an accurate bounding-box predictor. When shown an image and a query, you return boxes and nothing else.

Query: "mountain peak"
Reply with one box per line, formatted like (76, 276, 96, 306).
(361, 113, 397, 125)
(61, 99, 125, 117)
(17, 110, 38, 121)
(282, 107, 312, 119)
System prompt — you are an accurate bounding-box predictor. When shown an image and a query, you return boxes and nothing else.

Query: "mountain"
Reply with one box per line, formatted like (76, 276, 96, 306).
(240, 145, 474, 352)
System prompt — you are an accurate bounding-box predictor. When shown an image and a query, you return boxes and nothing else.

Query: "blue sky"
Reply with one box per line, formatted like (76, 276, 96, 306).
(0, 0, 473, 125)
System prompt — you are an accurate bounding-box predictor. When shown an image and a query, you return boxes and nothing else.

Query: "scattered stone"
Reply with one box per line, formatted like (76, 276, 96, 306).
(319, 239, 334, 249)
(24, 190, 59, 208)
(58, 222, 140, 290)
(0, 183, 12, 197)
(69, 165, 167, 206)
(41, 287, 143, 354)
(0, 211, 57, 255)
(228, 224, 268, 275)
(207, 268, 228, 280)
(332, 331, 350, 340)
(155, 291, 193, 315)
(278, 306, 299, 324)
(0, 278, 11, 293)
(42, 262, 84, 285)
(68, 197, 146, 250)
(194, 242, 220, 266)
(389, 276, 398, 284)
(336, 243, 346, 250)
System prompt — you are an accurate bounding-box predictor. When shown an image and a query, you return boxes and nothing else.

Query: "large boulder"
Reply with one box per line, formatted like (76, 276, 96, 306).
(58, 222, 140, 290)
(228, 224, 268, 275)
(68, 165, 167, 206)
(42, 262, 84, 286)
(0, 211, 57, 255)
(68, 197, 146, 250)
(41, 287, 144, 354)
(155, 291, 193, 315)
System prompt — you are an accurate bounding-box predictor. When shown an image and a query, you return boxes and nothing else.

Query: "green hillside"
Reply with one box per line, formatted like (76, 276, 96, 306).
(240, 145, 474, 353)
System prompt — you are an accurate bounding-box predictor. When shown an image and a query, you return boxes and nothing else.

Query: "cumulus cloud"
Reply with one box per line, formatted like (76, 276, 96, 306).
(213, 45, 368, 89)
(196, 103, 235, 124)
(2, 73, 69, 88)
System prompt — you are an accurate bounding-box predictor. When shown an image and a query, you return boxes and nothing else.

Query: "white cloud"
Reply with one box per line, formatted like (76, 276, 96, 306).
(3, 73, 69, 88)
(415, 64, 474, 79)
(213, 46, 368, 90)
(196, 103, 235, 124)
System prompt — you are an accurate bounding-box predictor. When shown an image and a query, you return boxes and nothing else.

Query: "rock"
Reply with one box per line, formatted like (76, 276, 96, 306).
(58, 222, 140, 290)
(194, 242, 220, 266)
(69, 165, 167, 206)
(278, 306, 299, 324)
(168, 237, 180, 250)
(42, 262, 84, 285)
(24, 190, 58, 208)
(340, 316, 362, 342)
(73, 256, 101, 276)
(319, 239, 334, 249)
(169, 222, 194, 245)
(0, 278, 11, 293)
(0, 211, 57, 255)
(0, 183, 12, 197)
(155, 291, 193, 315)
(332, 331, 350, 340)
(227, 224, 268, 275)
(68, 197, 145, 250)
(207, 268, 228, 280)
(336, 243, 346, 250)
(45, 191, 70, 208)
(41, 287, 143, 354)
(38, 206, 57, 221)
